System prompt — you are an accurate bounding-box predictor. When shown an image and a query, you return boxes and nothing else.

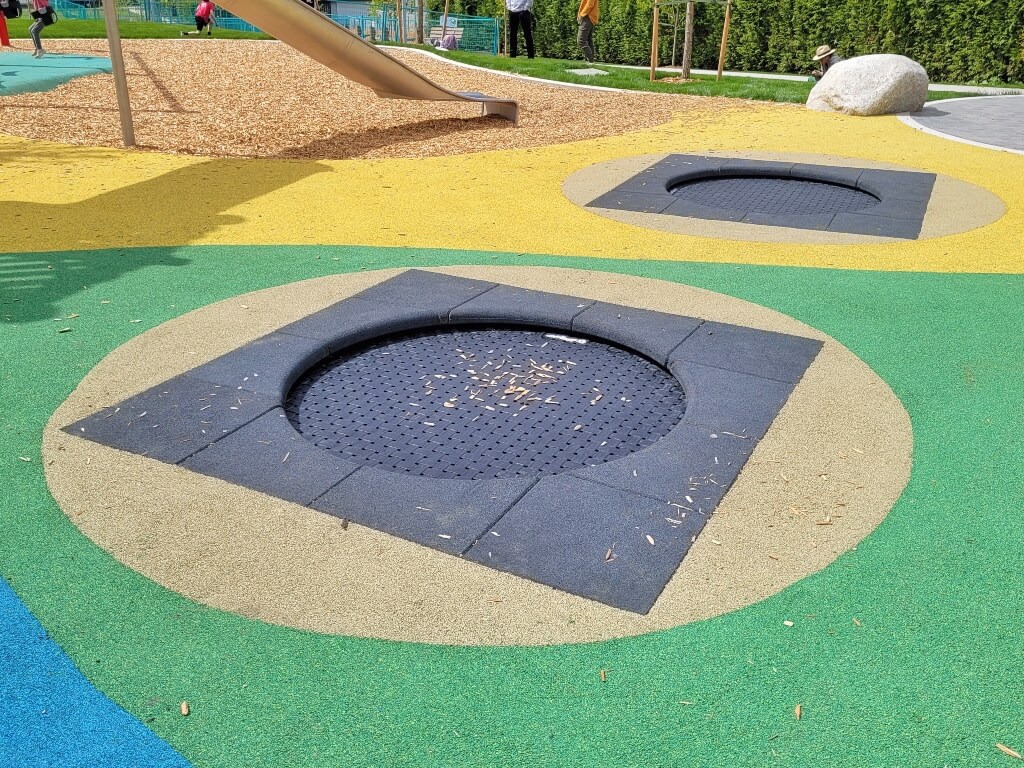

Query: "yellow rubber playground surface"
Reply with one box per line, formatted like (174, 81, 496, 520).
(4, 100, 1024, 272)
(3, 83, 1024, 767)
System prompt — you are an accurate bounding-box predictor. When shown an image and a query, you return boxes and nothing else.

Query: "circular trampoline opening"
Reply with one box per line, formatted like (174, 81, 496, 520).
(669, 174, 880, 216)
(285, 326, 687, 480)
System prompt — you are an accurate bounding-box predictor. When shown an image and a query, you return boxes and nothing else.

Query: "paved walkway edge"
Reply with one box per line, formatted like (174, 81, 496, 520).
(898, 96, 1024, 156)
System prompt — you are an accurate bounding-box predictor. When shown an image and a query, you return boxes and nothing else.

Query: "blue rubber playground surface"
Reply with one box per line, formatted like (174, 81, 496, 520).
(0, 51, 111, 94)
(0, 578, 191, 767)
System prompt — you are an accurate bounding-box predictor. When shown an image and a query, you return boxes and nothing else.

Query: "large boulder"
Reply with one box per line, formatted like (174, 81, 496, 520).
(807, 54, 929, 116)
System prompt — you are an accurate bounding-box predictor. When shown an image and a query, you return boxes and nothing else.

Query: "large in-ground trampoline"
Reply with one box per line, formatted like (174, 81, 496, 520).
(46, 266, 911, 646)
(62, 270, 822, 614)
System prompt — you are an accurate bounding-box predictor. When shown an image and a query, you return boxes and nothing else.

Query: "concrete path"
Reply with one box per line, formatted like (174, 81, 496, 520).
(613, 64, 1024, 95)
(900, 95, 1024, 155)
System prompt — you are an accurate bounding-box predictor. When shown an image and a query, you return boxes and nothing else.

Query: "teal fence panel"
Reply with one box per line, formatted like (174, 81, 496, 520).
(424, 9, 498, 54)
(53, 0, 499, 53)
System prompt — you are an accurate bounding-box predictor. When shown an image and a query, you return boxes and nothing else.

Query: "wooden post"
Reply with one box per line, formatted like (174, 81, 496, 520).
(102, 0, 135, 147)
(716, 0, 731, 81)
(681, 0, 694, 78)
(649, 2, 660, 81)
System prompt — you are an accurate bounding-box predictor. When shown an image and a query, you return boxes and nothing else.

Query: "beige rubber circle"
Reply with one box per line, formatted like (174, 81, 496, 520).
(44, 267, 912, 646)
(562, 150, 1005, 245)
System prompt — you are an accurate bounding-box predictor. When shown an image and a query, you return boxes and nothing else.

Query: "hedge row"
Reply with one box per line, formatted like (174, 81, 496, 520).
(439, 0, 1024, 84)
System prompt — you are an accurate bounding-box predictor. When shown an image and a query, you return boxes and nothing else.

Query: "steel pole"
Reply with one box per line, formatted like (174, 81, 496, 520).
(102, 0, 135, 147)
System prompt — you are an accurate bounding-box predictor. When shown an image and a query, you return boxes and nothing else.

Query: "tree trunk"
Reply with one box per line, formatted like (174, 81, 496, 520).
(417, 0, 424, 43)
(681, 1, 694, 78)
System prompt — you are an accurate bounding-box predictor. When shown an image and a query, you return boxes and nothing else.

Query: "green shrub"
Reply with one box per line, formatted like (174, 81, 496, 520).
(432, 0, 1024, 83)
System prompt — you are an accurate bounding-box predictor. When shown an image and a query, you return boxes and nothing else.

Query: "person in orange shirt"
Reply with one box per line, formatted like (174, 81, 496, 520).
(577, 0, 598, 63)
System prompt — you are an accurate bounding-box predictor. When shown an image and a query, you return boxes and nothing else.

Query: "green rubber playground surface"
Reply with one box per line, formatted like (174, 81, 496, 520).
(0, 51, 111, 94)
(3, 243, 1023, 766)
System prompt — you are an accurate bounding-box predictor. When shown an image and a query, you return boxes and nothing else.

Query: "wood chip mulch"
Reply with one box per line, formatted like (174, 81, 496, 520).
(0, 40, 762, 159)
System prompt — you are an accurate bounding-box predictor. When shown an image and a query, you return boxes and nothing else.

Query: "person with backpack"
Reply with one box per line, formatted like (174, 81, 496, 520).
(1, 0, 22, 22)
(181, 0, 215, 36)
(28, 0, 54, 58)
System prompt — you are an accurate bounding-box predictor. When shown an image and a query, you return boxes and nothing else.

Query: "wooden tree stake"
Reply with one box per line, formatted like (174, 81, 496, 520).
(716, 0, 731, 81)
(650, 2, 661, 81)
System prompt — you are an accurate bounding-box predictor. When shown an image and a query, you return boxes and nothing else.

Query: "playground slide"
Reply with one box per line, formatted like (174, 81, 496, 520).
(213, 0, 518, 123)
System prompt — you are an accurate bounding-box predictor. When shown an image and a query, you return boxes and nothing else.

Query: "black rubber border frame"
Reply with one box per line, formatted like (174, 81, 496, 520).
(64, 270, 823, 614)
(587, 154, 937, 239)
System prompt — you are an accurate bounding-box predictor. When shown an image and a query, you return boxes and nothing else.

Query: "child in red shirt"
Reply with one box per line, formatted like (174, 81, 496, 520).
(182, 0, 215, 36)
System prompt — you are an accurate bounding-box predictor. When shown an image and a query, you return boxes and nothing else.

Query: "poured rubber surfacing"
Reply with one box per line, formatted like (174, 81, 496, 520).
(63, 270, 822, 614)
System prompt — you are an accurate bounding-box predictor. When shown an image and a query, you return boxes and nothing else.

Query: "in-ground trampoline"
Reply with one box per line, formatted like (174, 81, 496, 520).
(588, 154, 937, 239)
(64, 270, 823, 614)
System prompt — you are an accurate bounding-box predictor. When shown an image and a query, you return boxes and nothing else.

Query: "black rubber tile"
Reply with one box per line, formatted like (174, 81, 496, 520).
(450, 285, 595, 330)
(351, 269, 497, 322)
(464, 475, 706, 614)
(854, 197, 929, 220)
(277, 296, 443, 354)
(740, 211, 836, 230)
(788, 163, 864, 187)
(63, 376, 277, 464)
(857, 170, 936, 201)
(661, 198, 749, 222)
(670, 361, 796, 440)
(186, 332, 329, 402)
(571, 302, 702, 365)
(571, 420, 754, 507)
(311, 468, 535, 555)
(605, 175, 672, 195)
(669, 321, 823, 383)
(721, 158, 795, 177)
(587, 190, 677, 213)
(182, 408, 358, 505)
(639, 155, 723, 180)
(828, 212, 923, 239)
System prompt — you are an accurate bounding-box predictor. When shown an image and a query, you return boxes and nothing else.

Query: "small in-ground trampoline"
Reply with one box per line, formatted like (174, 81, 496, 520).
(589, 154, 936, 238)
(285, 326, 687, 480)
(65, 270, 822, 614)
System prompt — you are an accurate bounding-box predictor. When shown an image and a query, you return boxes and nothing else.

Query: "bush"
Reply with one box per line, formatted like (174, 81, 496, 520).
(430, 0, 1024, 83)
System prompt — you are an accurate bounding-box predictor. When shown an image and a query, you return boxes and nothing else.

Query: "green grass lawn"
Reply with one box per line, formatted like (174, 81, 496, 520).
(434, 48, 984, 103)
(1, 17, 271, 39)
(0, 18, 991, 102)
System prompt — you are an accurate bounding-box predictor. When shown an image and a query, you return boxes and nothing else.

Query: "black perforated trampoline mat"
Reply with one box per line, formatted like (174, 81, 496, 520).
(670, 176, 879, 216)
(284, 326, 687, 480)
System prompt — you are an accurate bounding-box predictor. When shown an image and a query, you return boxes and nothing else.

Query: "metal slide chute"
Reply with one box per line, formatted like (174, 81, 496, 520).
(214, 0, 518, 123)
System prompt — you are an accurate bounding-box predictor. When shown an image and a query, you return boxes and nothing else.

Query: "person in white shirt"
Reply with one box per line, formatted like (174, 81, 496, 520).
(506, 0, 535, 59)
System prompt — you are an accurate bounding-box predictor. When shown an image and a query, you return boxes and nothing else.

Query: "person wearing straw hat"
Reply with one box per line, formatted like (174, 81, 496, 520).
(811, 44, 842, 80)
